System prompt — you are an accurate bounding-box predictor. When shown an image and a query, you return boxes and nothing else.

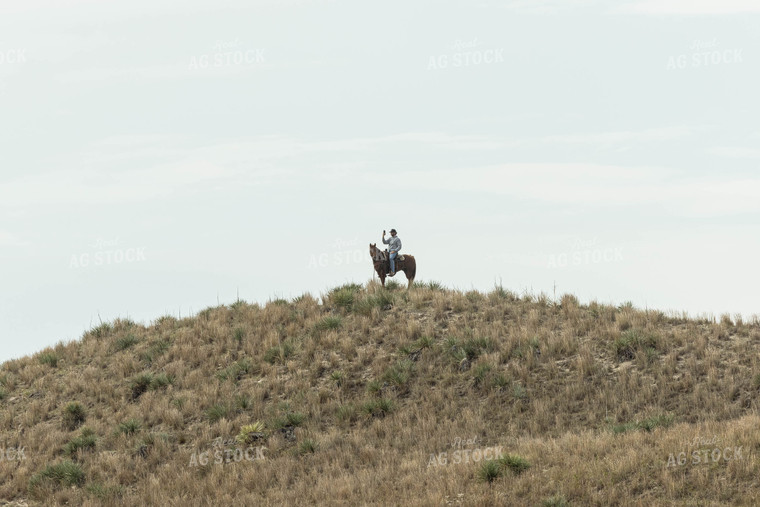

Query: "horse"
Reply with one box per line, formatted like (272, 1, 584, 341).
(369, 243, 416, 289)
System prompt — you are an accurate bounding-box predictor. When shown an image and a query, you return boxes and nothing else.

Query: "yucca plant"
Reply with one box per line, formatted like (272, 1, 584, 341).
(118, 418, 142, 436)
(114, 334, 138, 352)
(314, 316, 342, 332)
(478, 459, 502, 483)
(298, 438, 318, 455)
(129, 373, 154, 400)
(236, 422, 267, 444)
(29, 460, 85, 492)
(330, 370, 345, 386)
(63, 427, 97, 457)
(63, 402, 87, 431)
(498, 454, 531, 475)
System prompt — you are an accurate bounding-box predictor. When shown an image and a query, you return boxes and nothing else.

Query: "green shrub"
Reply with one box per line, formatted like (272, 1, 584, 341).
(90, 322, 113, 339)
(314, 316, 342, 332)
(63, 428, 97, 457)
(118, 418, 142, 435)
(114, 334, 138, 352)
(448, 336, 493, 362)
(472, 364, 492, 386)
(264, 342, 295, 364)
(29, 461, 85, 492)
(216, 358, 253, 381)
(327, 284, 362, 310)
(336, 404, 357, 424)
(384, 279, 401, 290)
(498, 454, 531, 475)
(141, 338, 171, 364)
(382, 359, 415, 387)
(298, 438, 317, 455)
(512, 382, 527, 400)
(63, 402, 87, 431)
(613, 329, 659, 361)
(415, 336, 434, 349)
(478, 460, 502, 483)
(128, 371, 175, 399)
(235, 395, 251, 410)
(232, 327, 246, 344)
(491, 373, 509, 391)
(361, 398, 393, 417)
(135, 433, 168, 457)
(38, 351, 58, 367)
(542, 495, 570, 507)
(129, 373, 154, 400)
(286, 412, 306, 427)
(366, 380, 382, 395)
(489, 282, 515, 300)
(230, 300, 247, 311)
(236, 422, 266, 444)
(354, 292, 394, 316)
(292, 293, 312, 304)
(425, 280, 445, 291)
(271, 411, 306, 429)
(150, 373, 175, 389)
(330, 370, 344, 386)
(206, 404, 230, 423)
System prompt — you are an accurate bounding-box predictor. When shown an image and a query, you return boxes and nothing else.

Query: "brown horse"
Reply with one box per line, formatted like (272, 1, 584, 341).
(369, 243, 416, 289)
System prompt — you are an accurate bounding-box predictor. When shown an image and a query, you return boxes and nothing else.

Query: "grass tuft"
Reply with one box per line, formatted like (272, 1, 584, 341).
(29, 461, 85, 492)
(63, 402, 87, 431)
(114, 334, 139, 352)
(613, 329, 659, 361)
(63, 427, 97, 457)
(38, 351, 58, 367)
(118, 418, 142, 436)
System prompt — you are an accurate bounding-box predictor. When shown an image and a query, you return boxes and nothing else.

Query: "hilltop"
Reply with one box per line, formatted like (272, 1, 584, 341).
(1, 280, 759, 505)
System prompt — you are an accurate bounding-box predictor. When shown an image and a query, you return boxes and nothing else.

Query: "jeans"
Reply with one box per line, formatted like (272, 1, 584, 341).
(389, 251, 397, 273)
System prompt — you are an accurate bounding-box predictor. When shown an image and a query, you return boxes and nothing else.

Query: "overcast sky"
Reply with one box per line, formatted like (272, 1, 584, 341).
(1, 0, 758, 363)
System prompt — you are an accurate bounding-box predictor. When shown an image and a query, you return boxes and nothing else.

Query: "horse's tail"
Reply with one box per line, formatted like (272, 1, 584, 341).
(406, 256, 416, 288)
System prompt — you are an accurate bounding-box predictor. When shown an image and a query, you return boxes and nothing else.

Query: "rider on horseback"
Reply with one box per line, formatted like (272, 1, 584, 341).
(382, 229, 401, 276)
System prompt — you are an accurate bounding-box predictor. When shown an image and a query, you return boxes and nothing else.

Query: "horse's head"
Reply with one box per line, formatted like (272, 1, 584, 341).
(369, 243, 385, 262)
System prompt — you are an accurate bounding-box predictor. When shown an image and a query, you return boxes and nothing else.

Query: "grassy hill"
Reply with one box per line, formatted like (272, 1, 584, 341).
(1, 280, 759, 505)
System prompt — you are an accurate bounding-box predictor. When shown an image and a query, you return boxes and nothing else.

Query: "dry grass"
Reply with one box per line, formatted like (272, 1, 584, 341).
(1, 280, 759, 505)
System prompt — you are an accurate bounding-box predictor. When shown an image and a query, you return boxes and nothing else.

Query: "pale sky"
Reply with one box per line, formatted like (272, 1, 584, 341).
(1, 0, 758, 363)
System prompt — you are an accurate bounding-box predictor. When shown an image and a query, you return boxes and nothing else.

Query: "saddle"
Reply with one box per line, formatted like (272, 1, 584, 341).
(383, 249, 404, 261)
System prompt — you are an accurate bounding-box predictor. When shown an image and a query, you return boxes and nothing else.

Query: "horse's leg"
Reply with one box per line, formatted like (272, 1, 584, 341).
(406, 269, 414, 289)
(406, 259, 416, 289)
